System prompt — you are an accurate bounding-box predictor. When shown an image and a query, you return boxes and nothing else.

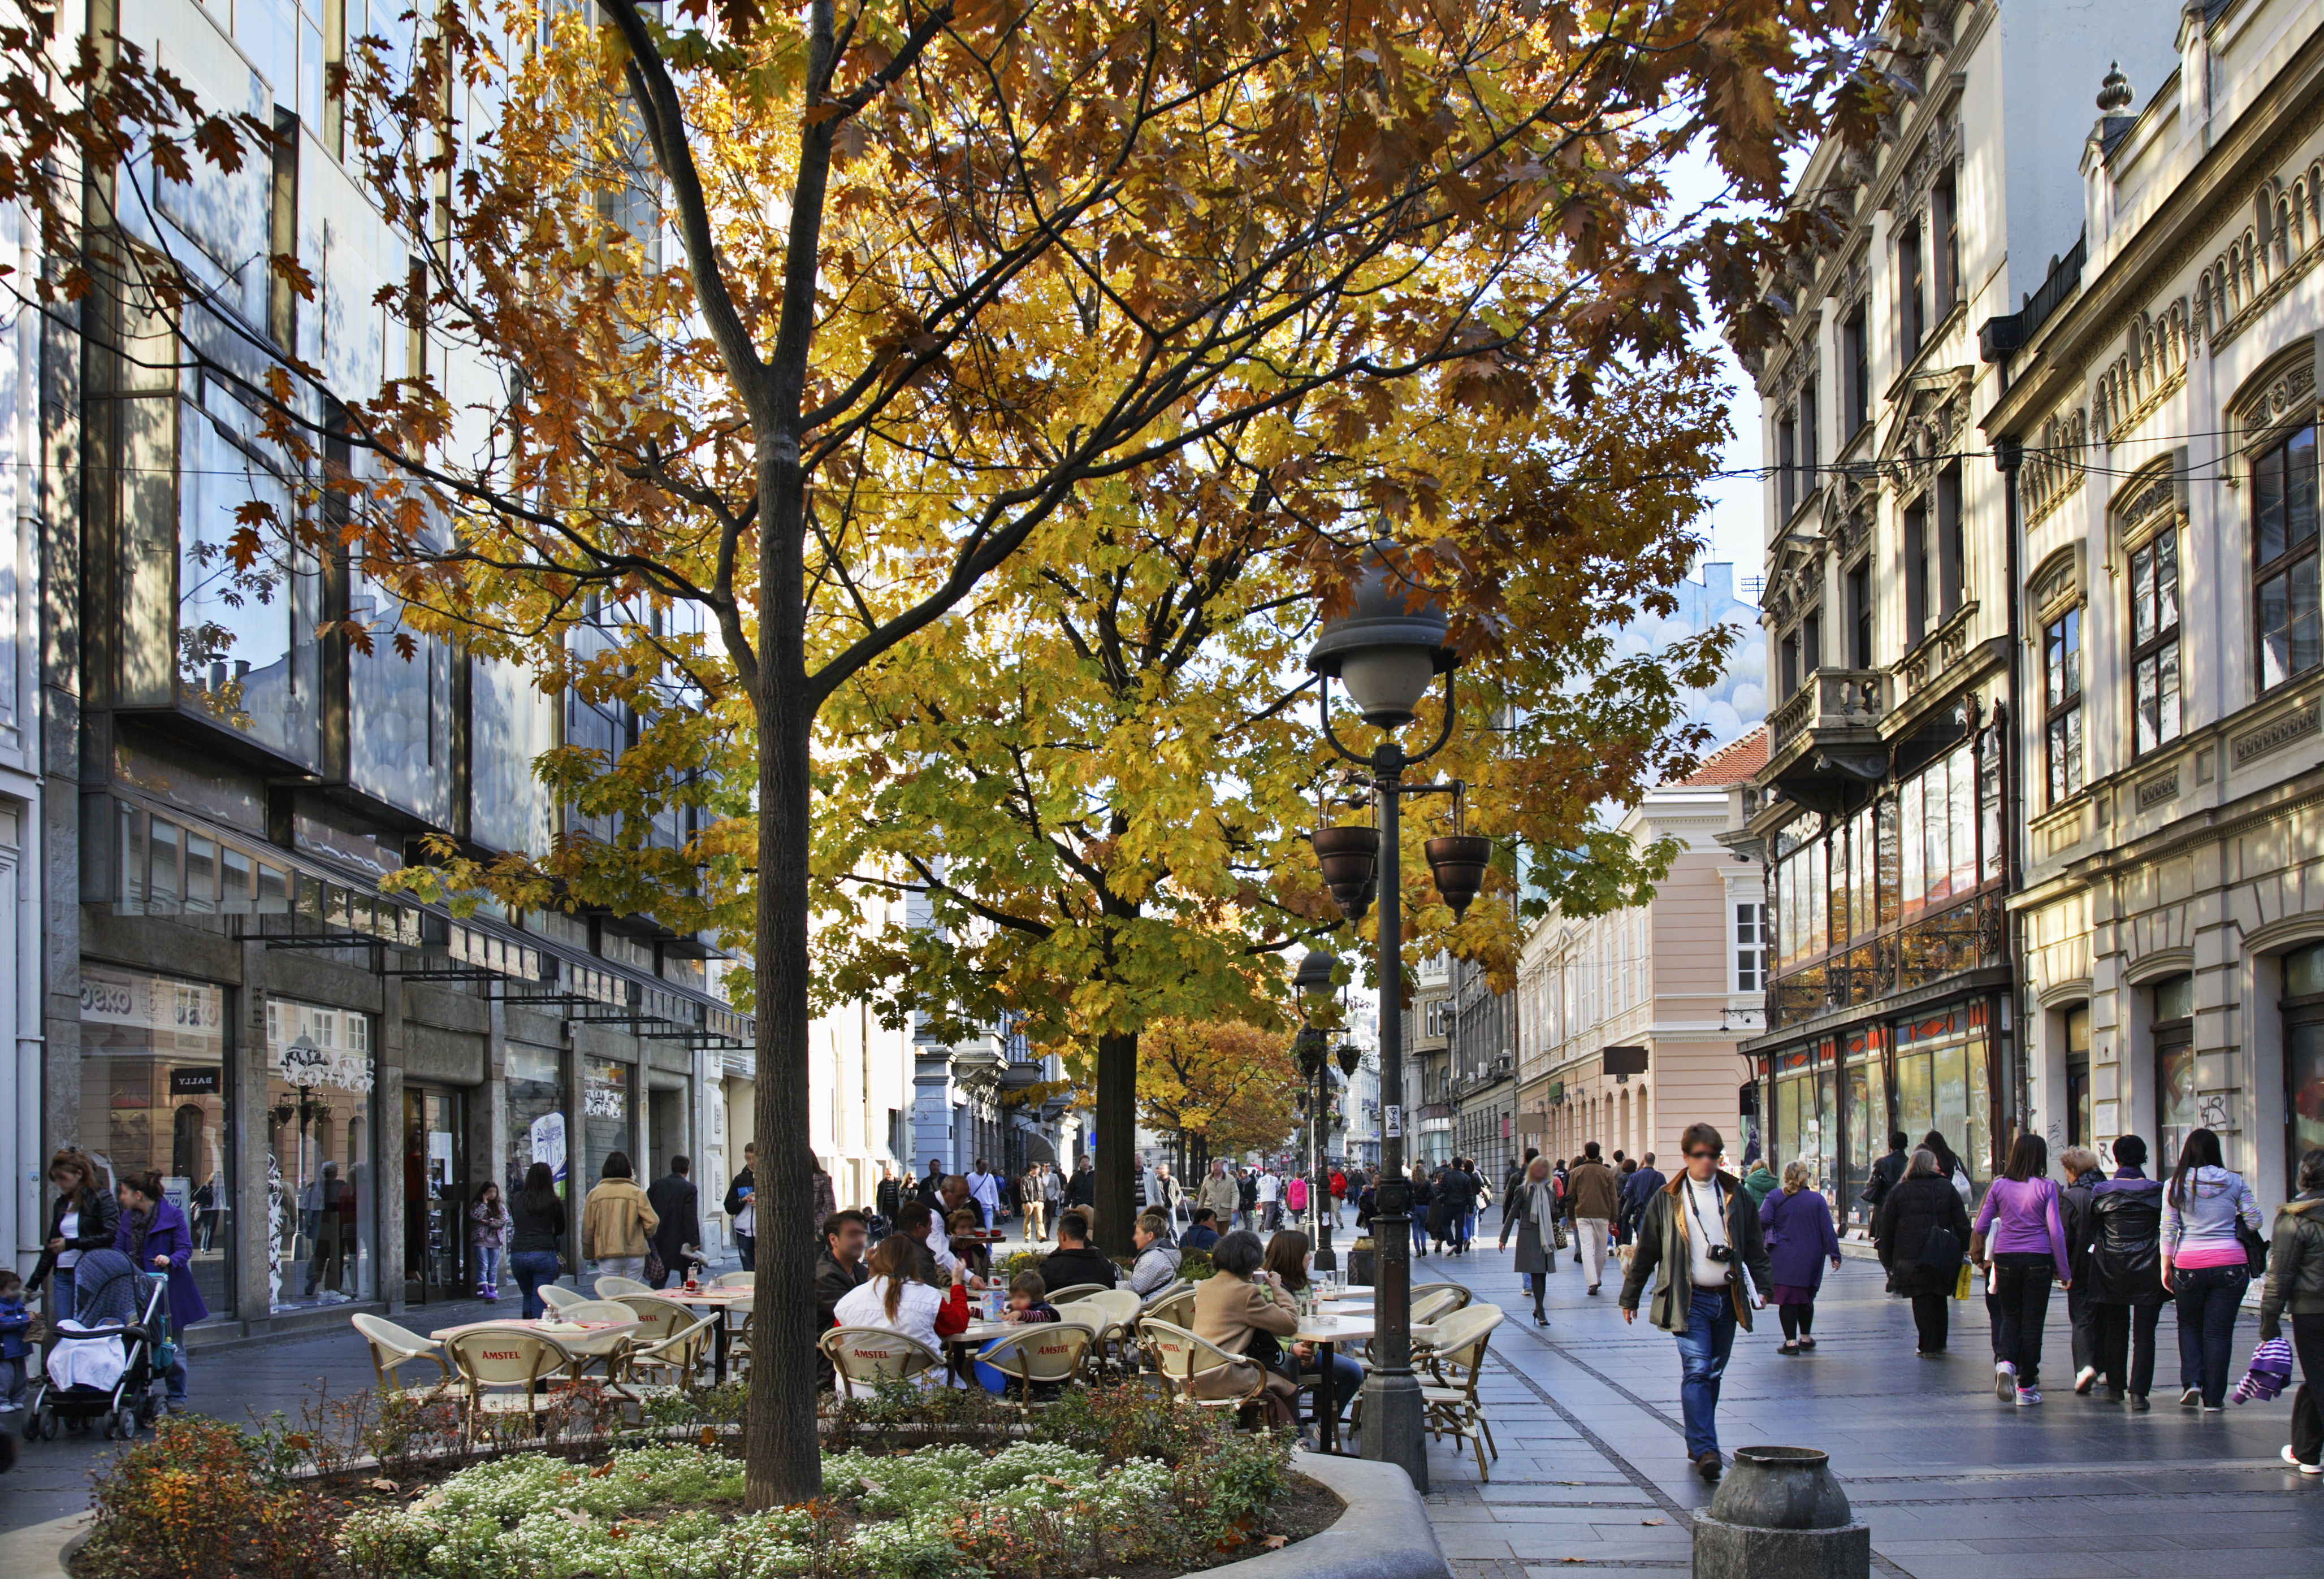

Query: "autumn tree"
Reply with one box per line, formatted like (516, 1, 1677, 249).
(6, 0, 1934, 1504)
(1140, 1018, 1302, 1165)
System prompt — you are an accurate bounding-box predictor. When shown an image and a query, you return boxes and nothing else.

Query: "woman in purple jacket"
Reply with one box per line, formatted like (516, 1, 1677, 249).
(1971, 1134, 2072, 1406)
(1760, 1162, 1843, 1353)
(114, 1170, 208, 1407)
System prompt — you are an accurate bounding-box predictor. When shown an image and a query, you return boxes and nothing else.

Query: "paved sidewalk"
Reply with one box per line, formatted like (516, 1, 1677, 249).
(1406, 1224, 2324, 1579)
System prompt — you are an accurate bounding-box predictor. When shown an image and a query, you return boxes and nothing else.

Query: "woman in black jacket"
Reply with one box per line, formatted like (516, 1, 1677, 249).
(27, 1148, 120, 1317)
(1873, 1148, 1973, 1355)
(2087, 1133, 2168, 1408)
(508, 1162, 567, 1317)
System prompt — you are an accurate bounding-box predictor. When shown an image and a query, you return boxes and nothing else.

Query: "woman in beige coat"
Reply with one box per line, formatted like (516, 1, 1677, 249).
(1191, 1229, 1300, 1417)
(581, 1151, 659, 1283)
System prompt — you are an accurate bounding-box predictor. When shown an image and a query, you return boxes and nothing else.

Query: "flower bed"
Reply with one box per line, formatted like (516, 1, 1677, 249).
(72, 1383, 1330, 1579)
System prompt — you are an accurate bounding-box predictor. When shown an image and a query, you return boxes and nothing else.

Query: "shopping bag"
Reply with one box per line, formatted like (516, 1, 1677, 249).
(1953, 1263, 1972, 1301)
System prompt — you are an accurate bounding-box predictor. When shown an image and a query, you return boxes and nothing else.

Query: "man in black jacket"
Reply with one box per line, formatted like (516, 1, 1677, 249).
(814, 1210, 871, 1389)
(1860, 1132, 1909, 1221)
(722, 1146, 756, 1272)
(874, 1164, 902, 1227)
(647, 1156, 702, 1288)
(1066, 1157, 1096, 1209)
(1036, 1211, 1118, 1289)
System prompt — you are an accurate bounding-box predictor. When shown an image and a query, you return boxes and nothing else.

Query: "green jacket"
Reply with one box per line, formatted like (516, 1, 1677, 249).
(1618, 1170, 1776, 1335)
(1741, 1166, 1779, 1208)
(2259, 1193, 2324, 1340)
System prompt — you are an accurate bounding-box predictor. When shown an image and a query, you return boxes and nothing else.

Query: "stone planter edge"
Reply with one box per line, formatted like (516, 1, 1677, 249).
(0, 1447, 1447, 1579)
(1203, 1451, 1451, 1579)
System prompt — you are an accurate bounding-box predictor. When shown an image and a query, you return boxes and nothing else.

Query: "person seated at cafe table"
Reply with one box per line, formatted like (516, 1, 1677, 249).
(1181, 1207, 1223, 1252)
(814, 1210, 871, 1391)
(1191, 1229, 1300, 1428)
(830, 1234, 971, 1391)
(1036, 1212, 1119, 1290)
(1260, 1229, 1364, 1425)
(1128, 1212, 1182, 1298)
(895, 1200, 984, 1290)
(946, 1208, 992, 1279)
(1001, 1270, 1060, 1324)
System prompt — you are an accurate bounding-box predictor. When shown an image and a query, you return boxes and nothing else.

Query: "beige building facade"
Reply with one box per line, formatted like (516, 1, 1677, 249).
(1516, 740, 1768, 1167)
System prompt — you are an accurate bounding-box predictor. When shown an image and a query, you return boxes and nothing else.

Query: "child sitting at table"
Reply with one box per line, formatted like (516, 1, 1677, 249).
(1002, 1271, 1059, 1325)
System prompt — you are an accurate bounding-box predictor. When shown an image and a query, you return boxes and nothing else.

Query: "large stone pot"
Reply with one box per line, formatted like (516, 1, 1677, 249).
(1705, 1446, 1851, 1529)
(1694, 1446, 1868, 1579)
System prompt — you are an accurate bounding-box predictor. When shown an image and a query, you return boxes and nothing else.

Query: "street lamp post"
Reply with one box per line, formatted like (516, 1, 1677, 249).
(1306, 540, 1486, 1493)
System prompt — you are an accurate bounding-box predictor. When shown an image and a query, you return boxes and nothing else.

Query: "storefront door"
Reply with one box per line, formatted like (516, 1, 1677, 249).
(404, 1087, 468, 1303)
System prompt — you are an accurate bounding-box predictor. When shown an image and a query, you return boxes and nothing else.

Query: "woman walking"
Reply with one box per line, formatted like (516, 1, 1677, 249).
(2088, 1134, 2167, 1409)
(1408, 1164, 1434, 1257)
(2161, 1126, 2262, 1411)
(27, 1149, 117, 1320)
(1760, 1161, 1843, 1354)
(2259, 1147, 2324, 1472)
(509, 1162, 565, 1317)
(1971, 1134, 2072, 1406)
(581, 1151, 659, 1284)
(113, 1171, 206, 1408)
(1874, 1148, 1972, 1355)
(1498, 1156, 1560, 1325)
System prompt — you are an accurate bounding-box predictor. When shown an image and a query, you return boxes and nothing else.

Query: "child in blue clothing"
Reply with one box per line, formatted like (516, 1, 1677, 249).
(0, 1269, 32, 1413)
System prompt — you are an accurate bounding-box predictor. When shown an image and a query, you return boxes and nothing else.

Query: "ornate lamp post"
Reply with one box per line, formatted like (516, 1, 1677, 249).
(1308, 539, 1475, 1492)
(1292, 948, 1336, 1257)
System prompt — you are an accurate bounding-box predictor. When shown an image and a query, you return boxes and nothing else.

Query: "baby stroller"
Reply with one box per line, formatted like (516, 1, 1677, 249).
(23, 1250, 172, 1442)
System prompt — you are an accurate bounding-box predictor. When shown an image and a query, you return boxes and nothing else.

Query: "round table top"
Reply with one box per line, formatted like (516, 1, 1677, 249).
(430, 1317, 642, 1354)
(662, 1286, 755, 1304)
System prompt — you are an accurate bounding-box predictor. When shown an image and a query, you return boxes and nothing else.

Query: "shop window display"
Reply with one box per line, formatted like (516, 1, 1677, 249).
(507, 1043, 568, 1198)
(583, 1057, 634, 1190)
(267, 999, 375, 1310)
(79, 965, 233, 1316)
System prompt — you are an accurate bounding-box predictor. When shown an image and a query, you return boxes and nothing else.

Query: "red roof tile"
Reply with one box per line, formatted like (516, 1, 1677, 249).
(1675, 730, 1767, 787)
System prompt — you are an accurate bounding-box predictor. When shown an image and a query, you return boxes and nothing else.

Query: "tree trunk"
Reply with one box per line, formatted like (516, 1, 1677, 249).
(1094, 1029, 1137, 1256)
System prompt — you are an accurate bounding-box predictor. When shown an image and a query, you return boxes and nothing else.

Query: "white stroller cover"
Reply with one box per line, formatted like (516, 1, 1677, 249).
(46, 1320, 129, 1393)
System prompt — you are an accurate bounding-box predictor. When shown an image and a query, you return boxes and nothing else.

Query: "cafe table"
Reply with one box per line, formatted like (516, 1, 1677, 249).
(1290, 1309, 1374, 1456)
(429, 1316, 643, 1394)
(661, 1285, 758, 1384)
(942, 1319, 1016, 1385)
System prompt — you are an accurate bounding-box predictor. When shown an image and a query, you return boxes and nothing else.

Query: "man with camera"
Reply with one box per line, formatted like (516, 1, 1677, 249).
(1618, 1122, 1775, 1485)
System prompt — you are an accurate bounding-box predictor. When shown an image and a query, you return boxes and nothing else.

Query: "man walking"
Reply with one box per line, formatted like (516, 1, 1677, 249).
(875, 1162, 902, 1226)
(1257, 1166, 1282, 1230)
(1067, 1156, 1096, 1211)
(1620, 1123, 1773, 1483)
(1567, 1142, 1622, 1294)
(1620, 1151, 1665, 1246)
(1237, 1165, 1259, 1231)
(646, 1155, 702, 1289)
(1019, 1161, 1046, 1243)
(966, 1157, 1002, 1229)
(1199, 1159, 1241, 1231)
(1862, 1131, 1908, 1222)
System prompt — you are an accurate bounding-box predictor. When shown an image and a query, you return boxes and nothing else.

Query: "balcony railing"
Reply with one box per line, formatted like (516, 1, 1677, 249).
(1768, 667, 1889, 749)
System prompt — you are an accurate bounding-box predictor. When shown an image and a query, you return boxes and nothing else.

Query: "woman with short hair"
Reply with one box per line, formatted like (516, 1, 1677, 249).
(1874, 1148, 1973, 1356)
(580, 1151, 659, 1283)
(1760, 1160, 1842, 1355)
(1191, 1229, 1300, 1422)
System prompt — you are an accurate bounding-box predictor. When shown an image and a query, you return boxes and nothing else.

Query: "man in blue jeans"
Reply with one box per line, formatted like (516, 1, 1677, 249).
(1618, 1122, 1775, 1483)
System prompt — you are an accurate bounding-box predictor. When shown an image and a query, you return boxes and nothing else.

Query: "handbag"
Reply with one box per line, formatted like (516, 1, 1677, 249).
(2239, 1221, 2271, 1277)
(645, 1249, 666, 1284)
(1954, 1263, 1974, 1300)
(1918, 1225, 1962, 1272)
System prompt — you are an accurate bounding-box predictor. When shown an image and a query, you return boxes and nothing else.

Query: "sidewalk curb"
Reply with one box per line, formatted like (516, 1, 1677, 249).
(0, 1514, 84, 1579)
(1206, 1451, 1451, 1579)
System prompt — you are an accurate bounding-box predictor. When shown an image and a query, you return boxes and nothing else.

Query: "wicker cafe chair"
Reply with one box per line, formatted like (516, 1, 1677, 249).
(1143, 1283, 1198, 1326)
(444, 1325, 577, 1439)
(975, 1323, 1097, 1406)
(594, 1274, 653, 1298)
(536, 1285, 588, 1313)
(1418, 1303, 1505, 1480)
(614, 1294, 698, 1343)
(1355, 1286, 1464, 1374)
(1080, 1289, 1145, 1374)
(1136, 1319, 1269, 1415)
(713, 1271, 755, 1289)
(350, 1314, 452, 1400)
(622, 1312, 719, 1397)
(1410, 1282, 1473, 1313)
(1042, 1283, 1112, 1305)
(819, 1326, 943, 1399)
